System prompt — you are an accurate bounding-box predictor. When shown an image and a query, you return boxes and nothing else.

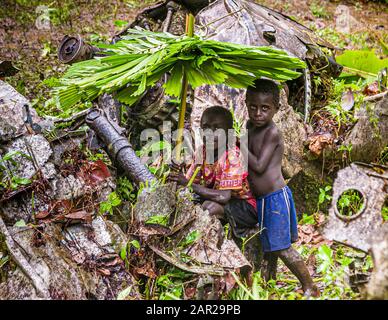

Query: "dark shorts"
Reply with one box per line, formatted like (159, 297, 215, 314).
(257, 186, 298, 253)
(224, 198, 259, 238)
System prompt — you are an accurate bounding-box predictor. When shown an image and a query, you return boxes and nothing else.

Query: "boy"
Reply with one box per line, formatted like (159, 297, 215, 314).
(244, 79, 319, 297)
(169, 106, 258, 240)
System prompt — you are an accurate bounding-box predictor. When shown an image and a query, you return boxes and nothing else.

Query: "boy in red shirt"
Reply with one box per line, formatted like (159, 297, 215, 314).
(169, 106, 258, 238)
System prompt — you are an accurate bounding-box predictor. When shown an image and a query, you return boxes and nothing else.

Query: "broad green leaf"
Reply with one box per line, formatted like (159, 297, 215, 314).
(336, 50, 388, 79)
(129, 240, 140, 250)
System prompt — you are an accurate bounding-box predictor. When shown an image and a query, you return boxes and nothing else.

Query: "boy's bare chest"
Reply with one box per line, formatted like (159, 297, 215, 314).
(248, 129, 267, 154)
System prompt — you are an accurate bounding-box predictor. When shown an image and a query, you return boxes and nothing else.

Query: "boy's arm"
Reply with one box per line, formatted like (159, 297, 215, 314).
(243, 128, 280, 175)
(168, 172, 232, 205)
(191, 183, 232, 205)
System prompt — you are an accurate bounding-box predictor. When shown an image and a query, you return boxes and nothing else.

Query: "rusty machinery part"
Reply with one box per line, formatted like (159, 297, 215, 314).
(303, 68, 312, 123)
(163, 1, 180, 32)
(85, 108, 155, 185)
(58, 35, 101, 64)
(322, 163, 388, 252)
(113, 1, 186, 40)
(23, 104, 42, 134)
(175, 0, 215, 13)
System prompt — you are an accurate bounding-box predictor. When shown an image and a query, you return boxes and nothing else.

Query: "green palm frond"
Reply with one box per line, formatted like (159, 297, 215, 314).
(53, 27, 306, 110)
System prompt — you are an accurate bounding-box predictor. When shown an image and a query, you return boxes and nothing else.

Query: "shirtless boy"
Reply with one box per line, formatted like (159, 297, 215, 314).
(244, 79, 319, 297)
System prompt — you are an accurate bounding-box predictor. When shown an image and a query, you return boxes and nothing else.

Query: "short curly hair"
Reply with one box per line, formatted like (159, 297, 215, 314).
(246, 79, 280, 108)
(201, 106, 234, 129)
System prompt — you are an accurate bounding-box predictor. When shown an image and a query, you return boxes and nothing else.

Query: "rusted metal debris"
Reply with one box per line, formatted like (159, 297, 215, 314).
(366, 223, 388, 299)
(85, 108, 155, 184)
(58, 35, 101, 65)
(322, 162, 388, 253)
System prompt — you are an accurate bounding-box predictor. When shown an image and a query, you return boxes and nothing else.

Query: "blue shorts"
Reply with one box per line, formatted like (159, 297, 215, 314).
(256, 186, 298, 253)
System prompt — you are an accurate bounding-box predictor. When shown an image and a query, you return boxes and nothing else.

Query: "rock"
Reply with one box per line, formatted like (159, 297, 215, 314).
(133, 183, 176, 225)
(133, 184, 251, 274)
(344, 96, 388, 163)
(274, 91, 309, 179)
(1, 191, 50, 224)
(287, 166, 331, 216)
(5, 134, 54, 180)
(0, 218, 140, 300)
(366, 223, 388, 300)
(322, 163, 387, 252)
(0, 80, 41, 142)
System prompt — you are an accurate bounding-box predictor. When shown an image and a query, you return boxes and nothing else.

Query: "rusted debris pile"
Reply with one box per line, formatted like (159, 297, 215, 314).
(0, 80, 142, 299)
(0, 80, 254, 299)
(1, 0, 387, 300)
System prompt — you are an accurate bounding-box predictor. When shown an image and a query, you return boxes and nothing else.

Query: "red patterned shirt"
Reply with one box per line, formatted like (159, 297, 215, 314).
(185, 145, 256, 209)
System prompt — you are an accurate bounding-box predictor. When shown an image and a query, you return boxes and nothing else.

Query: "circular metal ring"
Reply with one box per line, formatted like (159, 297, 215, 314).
(334, 188, 367, 222)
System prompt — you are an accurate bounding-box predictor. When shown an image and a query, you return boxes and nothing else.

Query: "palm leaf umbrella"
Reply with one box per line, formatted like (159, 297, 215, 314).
(53, 14, 306, 159)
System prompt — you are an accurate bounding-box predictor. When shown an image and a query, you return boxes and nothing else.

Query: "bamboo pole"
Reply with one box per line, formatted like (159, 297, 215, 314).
(175, 13, 195, 163)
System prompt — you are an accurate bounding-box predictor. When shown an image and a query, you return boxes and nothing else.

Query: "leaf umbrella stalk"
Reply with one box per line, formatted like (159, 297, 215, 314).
(175, 13, 195, 163)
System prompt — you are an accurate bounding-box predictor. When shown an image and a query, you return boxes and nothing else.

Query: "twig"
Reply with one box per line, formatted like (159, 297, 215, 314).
(44, 108, 91, 123)
(364, 91, 387, 102)
(0, 215, 50, 298)
(148, 244, 225, 276)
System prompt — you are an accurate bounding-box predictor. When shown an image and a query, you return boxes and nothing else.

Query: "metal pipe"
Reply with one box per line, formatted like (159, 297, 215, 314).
(303, 68, 312, 123)
(85, 108, 155, 185)
(163, 1, 179, 32)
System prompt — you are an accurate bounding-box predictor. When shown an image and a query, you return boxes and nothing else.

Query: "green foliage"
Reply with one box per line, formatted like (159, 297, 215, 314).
(228, 243, 362, 300)
(156, 267, 191, 300)
(0, 255, 9, 269)
(336, 190, 364, 217)
(377, 146, 388, 165)
(314, 26, 376, 52)
(336, 50, 388, 81)
(116, 176, 137, 203)
(321, 78, 366, 135)
(382, 203, 388, 221)
(300, 213, 315, 225)
(228, 271, 303, 300)
(0, 151, 32, 192)
(230, 107, 243, 138)
(114, 20, 128, 29)
(338, 143, 353, 164)
(117, 286, 133, 300)
(145, 214, 169, 226)
(99, 191, 122, 215)
(315, 245, 359, 299)
(53, 28, 305, 110)
(310, 1, 330, 19)
(177, 230, 200, 250)
(14, 219, 27, 228)
(137, 140, 171, 163)
(317, 185, 332, 212)
(120, 239, 140, 262)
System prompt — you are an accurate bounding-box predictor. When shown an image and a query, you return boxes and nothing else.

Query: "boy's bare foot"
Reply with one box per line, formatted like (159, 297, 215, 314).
(303, 285, 320, 298)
